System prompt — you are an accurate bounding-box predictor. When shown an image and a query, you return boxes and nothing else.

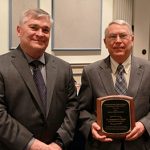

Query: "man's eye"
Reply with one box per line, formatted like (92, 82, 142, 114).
(111, 35, 117, 38)
(43, 28, 50, 33)
(30, 26, 38, 30)
(120, 34, 127, 39)
(109, 35, 117, 39)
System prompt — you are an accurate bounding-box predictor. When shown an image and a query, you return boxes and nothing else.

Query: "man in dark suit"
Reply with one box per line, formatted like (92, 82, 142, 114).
(0, 8, 78, 150)
(78, 20, 150, 150)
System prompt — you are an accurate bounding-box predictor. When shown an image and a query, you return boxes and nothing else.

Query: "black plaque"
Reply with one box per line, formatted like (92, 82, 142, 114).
(97, 95, 135, 138)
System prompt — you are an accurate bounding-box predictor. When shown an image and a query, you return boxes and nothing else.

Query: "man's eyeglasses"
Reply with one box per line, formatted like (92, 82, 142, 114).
(107, 33, 132, 41)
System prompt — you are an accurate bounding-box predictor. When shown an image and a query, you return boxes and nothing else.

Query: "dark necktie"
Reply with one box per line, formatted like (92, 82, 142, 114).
(30, 60, 47, 113)
(115, 64, 127, 95)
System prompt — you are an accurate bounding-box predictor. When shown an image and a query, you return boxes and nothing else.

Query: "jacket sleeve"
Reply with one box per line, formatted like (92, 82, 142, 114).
(78, 68, 96, 139)
(0, 71, 33, 150)
(57, 65, 79, 147)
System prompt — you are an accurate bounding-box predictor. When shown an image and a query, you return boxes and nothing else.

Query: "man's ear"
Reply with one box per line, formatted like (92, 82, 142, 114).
(104, 38, 108, 48)
(17, 25, 21, 37)
(131, 35, 134, 41)
(104, 38, 106, 44)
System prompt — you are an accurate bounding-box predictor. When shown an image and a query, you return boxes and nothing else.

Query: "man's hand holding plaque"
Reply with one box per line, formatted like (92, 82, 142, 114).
(96, 95, 135, 139)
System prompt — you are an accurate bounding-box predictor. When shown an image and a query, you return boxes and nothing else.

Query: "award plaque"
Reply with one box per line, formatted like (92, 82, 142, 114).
(96, 95, 135, 138)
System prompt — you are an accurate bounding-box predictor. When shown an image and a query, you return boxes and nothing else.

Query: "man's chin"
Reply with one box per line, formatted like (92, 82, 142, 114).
(32, 44, 46, 50)
(114, 53, 126, 59)
(114, 52, 125, 56)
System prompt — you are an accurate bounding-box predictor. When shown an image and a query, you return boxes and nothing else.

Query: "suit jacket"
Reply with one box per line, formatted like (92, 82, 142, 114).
(0, 46, 78, 150)
(79, 55, 150, 150)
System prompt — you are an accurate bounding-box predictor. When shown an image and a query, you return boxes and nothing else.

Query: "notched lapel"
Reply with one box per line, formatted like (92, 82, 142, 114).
(45, 54, 57, 116)
(98, 58, 116, 95)
(11, 50, 46, 117)
(128, 62, 144, 98)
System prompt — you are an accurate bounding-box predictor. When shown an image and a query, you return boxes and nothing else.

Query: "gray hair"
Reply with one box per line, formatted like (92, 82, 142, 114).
(19, 8, 53, 25)
(104, 20, 133, 37)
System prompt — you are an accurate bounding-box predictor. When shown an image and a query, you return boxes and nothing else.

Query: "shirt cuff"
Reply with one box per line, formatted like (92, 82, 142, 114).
(25, 138, 35, 150)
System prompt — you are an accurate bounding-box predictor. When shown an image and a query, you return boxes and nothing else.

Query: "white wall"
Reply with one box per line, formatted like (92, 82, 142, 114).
(0, 0, 9, 54)
(0, 0, 112, 64)
(1, 0, 149, 63)
(2, 0, 150, 84)
(50, 0, 112, 64)
(133, 0, 150, 60)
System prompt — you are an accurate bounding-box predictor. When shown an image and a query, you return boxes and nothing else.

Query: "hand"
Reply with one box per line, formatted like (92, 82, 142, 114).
(91, 122, 113, 142)
(48, 142, 62, 150)
(29, 139, 50, 150)
(125, 121, 145, 141)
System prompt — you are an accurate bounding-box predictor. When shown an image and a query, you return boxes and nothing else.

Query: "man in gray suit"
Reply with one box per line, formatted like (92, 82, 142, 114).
(78, 20, 150, 150)
(0, 9, 78, 150)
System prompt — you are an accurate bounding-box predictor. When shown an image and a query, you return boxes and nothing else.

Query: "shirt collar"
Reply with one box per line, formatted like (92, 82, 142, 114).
(110, 55, 131, 75)
(23, 52, 46, 65)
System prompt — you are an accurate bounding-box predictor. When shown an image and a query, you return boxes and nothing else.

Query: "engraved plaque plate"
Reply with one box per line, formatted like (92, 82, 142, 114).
(97, 95, 135, 138)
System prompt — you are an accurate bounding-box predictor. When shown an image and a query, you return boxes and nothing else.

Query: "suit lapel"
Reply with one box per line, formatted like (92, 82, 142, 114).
(99, 56, 144, 97)
(98, 57, 116, 95)
(11, 48, 46, 117)
(45, 54, 57, 116)
(127, 57, 144, 98)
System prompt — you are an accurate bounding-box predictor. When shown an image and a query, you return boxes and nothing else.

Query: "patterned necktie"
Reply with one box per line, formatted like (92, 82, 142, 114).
(30, 60, 47, 113)
(115, 64, 127, 95)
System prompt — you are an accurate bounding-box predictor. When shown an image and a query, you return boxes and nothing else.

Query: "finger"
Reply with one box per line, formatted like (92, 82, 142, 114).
(103, 138, 113, 142)
(91, 122, 101, 139)
(91, 122, 113, 142)
(97, 135, 113, 142)
(92, 122, 101, 130)
(126, 122, 145, 140)
(95, 132, 113, 142)
(92, 129, 101, 139)
(126, 132, 138, 141)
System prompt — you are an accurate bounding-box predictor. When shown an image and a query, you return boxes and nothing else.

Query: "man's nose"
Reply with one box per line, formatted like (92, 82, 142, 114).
(36, 29, 44, 36)
(116, 35, 122, 42)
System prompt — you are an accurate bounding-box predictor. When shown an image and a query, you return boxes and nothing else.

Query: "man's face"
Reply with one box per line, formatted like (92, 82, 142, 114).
(104, 24, 134, 64)
(17, 15, 51, 58)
